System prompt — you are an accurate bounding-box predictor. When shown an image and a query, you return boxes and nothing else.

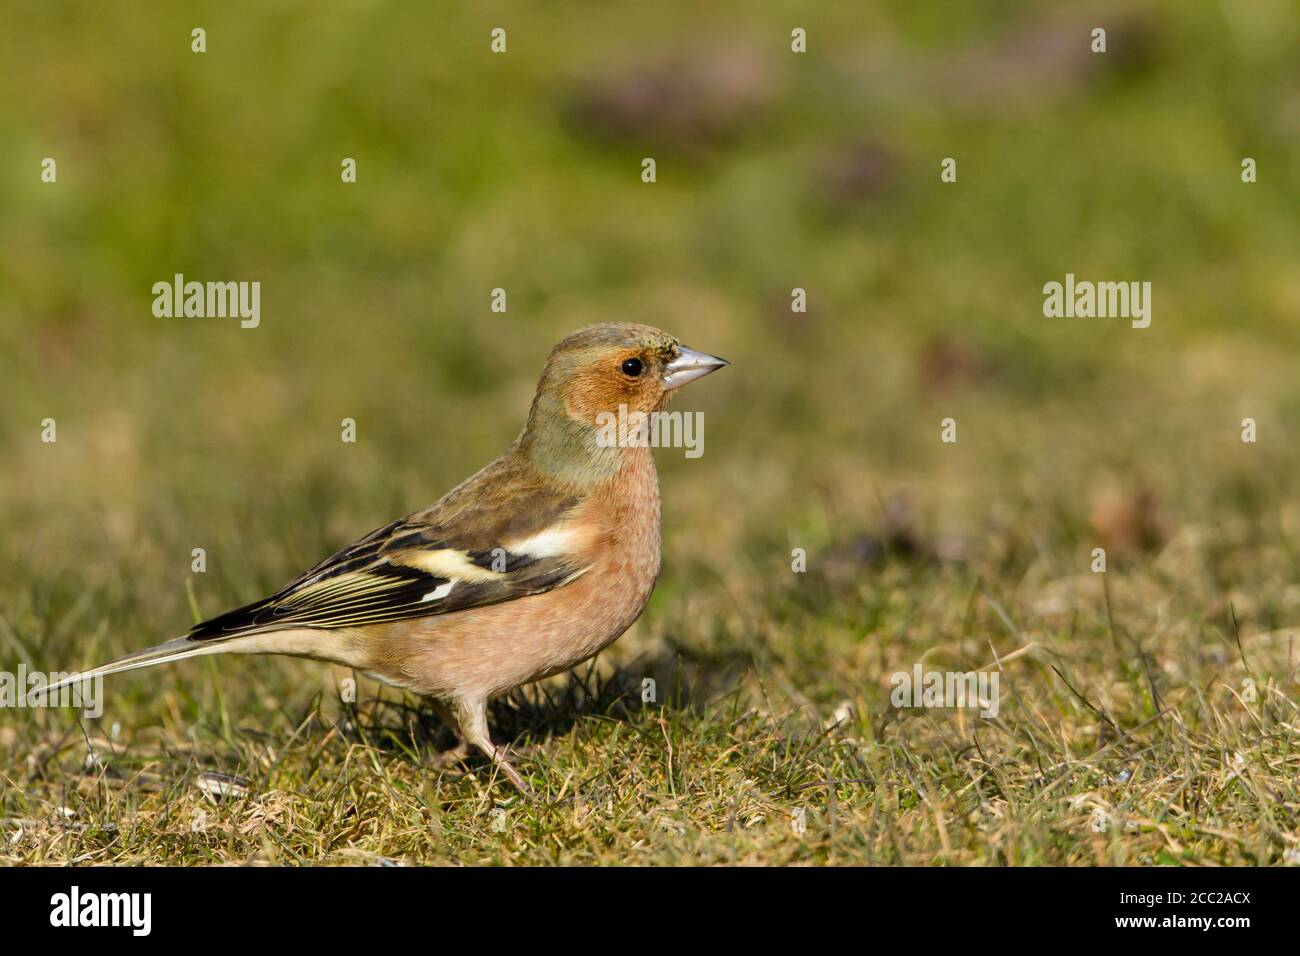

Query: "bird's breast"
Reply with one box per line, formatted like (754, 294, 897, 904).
(371, 450, 663, 701)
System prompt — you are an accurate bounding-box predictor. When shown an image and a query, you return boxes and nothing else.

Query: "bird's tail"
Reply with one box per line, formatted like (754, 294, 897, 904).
(35, 635, 235, 698)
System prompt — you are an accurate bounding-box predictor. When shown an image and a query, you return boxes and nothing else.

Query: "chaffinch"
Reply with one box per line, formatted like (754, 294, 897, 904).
(48, 323, 728, 793)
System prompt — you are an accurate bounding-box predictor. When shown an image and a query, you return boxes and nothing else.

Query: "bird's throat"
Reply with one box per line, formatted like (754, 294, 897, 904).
(520, 398, 627, 492)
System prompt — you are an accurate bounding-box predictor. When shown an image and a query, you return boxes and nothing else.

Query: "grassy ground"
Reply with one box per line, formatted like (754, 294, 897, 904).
(2, 1, 1299, 864)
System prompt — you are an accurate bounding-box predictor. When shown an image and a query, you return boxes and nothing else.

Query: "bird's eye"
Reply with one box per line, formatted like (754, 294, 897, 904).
(621, 358, 644, 377)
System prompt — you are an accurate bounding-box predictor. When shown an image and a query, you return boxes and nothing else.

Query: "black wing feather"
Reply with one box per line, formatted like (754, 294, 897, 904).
(186, 521, 583, 641)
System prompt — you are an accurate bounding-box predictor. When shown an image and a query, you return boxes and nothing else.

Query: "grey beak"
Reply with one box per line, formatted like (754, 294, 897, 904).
(662, 345, 730, 390)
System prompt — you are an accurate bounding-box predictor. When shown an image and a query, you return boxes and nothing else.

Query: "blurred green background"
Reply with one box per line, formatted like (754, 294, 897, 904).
(2, 0, 1298, 714)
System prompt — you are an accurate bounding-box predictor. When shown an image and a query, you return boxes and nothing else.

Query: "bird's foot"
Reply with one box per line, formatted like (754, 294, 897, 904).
(488, 745, 535, 798)
(430, 740, 471, 770)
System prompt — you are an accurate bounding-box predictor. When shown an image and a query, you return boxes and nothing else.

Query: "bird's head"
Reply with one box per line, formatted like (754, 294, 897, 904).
(521, 323, 729, 485)
(537, 322, 728, 420)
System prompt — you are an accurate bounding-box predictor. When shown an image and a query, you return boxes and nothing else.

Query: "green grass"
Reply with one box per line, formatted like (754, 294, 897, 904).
(2, 0, 1299, 864)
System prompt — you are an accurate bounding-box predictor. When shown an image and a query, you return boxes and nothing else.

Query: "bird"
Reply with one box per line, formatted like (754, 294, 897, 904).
(43, 323, 728, 793)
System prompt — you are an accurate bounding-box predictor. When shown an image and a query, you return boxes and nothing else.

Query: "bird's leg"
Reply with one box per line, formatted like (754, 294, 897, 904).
(456, 697, 534, 796)
(428, 698, 471, 768)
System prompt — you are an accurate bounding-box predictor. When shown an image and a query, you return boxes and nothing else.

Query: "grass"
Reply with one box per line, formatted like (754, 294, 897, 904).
(4, 494, 1299, 865)
(2, 0, 1299, 864)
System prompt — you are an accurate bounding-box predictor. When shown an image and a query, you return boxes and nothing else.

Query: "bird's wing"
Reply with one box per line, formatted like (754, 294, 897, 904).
(186, 473, 591, 642)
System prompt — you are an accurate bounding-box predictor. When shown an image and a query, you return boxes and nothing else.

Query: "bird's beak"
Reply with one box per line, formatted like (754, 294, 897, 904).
(662, 345, 730, 391)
